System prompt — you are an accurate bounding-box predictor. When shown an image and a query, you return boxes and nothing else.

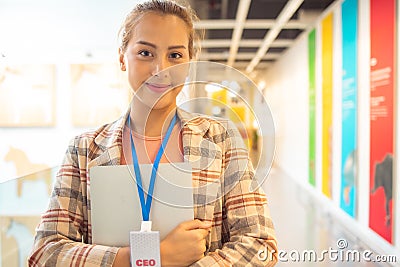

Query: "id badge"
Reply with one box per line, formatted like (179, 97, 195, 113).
(130, 221, 161, 267)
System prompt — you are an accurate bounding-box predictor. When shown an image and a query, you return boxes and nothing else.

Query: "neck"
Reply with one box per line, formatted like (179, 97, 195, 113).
(129, 98, 177, 137)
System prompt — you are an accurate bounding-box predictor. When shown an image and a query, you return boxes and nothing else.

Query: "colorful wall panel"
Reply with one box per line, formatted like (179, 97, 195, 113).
(321, 13, 334, 198)
(308, 29, 316, 187)
(340, 0, 358, 218)
(265, 0, 400, 257)
(369, 0, 395, 243)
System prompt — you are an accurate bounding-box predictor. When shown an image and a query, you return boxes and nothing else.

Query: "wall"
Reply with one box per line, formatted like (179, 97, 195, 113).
(0, 2, 140, 265)
(0, 0, 142, 183)
(262, 0, 400, 259)
(263, 36, 309, 184)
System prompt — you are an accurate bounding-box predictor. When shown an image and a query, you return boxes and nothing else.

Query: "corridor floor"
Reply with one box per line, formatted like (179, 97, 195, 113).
(262, 167, 396, 267)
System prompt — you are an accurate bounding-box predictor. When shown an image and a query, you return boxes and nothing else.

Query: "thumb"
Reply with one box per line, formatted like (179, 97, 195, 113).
(197, 220, 212, 229)
(182, 219, 212, 230)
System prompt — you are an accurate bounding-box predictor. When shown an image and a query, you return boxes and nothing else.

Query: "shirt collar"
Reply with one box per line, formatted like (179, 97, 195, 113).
(93, 107, 212, 151)
(176, 108, 211, 135)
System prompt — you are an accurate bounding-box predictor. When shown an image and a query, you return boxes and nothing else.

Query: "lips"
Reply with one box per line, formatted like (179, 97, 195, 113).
(145, 83, 172, 94)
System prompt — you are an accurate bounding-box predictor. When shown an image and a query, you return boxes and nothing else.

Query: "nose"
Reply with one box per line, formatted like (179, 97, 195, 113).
(151, 58, 171, 78)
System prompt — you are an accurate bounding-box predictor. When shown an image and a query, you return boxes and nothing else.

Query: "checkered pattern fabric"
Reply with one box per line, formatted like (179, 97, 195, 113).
(28, 108, 278, 266)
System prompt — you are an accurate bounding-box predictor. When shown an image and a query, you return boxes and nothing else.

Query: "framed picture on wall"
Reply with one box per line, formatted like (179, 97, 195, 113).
(70, 63, 131, 127)
(0, 64, 56, 127)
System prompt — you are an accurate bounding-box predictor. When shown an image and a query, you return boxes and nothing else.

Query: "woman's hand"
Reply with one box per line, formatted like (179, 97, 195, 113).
(112, 247, 131, 267)
(160, 219, 212, 267)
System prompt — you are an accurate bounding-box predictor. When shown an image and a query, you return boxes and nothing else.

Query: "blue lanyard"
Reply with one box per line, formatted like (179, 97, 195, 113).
(128, 113, 177, 221)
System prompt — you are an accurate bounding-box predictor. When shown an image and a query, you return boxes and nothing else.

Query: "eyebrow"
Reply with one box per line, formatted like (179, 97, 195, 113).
(136, 40, 187, 50)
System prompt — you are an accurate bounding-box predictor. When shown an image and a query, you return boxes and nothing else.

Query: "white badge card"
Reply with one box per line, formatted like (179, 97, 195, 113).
(130, 223, 161, 267)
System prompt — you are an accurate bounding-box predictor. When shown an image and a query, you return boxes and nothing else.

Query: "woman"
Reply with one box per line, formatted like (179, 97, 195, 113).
(29, 1, 278, 266)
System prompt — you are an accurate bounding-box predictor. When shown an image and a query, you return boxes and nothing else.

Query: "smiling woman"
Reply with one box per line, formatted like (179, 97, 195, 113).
(28, 1, 278, 267)
(120, 12, 191, 132)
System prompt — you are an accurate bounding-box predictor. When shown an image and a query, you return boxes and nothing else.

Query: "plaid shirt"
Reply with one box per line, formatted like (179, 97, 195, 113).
(29, 108, 278, 266)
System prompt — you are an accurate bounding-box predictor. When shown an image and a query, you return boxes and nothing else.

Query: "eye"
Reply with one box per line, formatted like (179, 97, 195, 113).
(138, 50, 153, 57)
(169, 52, 183, 59)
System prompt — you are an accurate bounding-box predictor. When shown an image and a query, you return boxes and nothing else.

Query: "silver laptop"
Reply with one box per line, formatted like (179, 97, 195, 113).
(90, 162, 194, 247)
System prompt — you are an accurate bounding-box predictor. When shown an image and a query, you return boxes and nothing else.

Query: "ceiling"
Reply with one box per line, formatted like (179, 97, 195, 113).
(187, 0, 335, 73)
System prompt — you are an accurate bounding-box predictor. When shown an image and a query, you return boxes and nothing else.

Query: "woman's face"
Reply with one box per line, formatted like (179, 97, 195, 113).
(120, 13, 191, 110)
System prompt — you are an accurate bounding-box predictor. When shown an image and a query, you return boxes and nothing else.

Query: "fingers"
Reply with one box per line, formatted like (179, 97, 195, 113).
(180, 219, 212, 230)
(194, 228, 209, 240)
(197, 220, 213, 230)
(161, 220, 210, 266)
(193, 236, 207, 259)
(200, 236, 207, 252)
(176, 219, 211, 244)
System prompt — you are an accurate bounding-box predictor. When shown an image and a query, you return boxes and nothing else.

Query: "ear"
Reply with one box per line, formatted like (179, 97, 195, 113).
(119, 49, 126, 71)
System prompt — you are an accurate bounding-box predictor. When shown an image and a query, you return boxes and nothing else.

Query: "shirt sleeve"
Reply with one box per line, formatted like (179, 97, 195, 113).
(28, 137, 119, 267)
(191, 120, 278, 267)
